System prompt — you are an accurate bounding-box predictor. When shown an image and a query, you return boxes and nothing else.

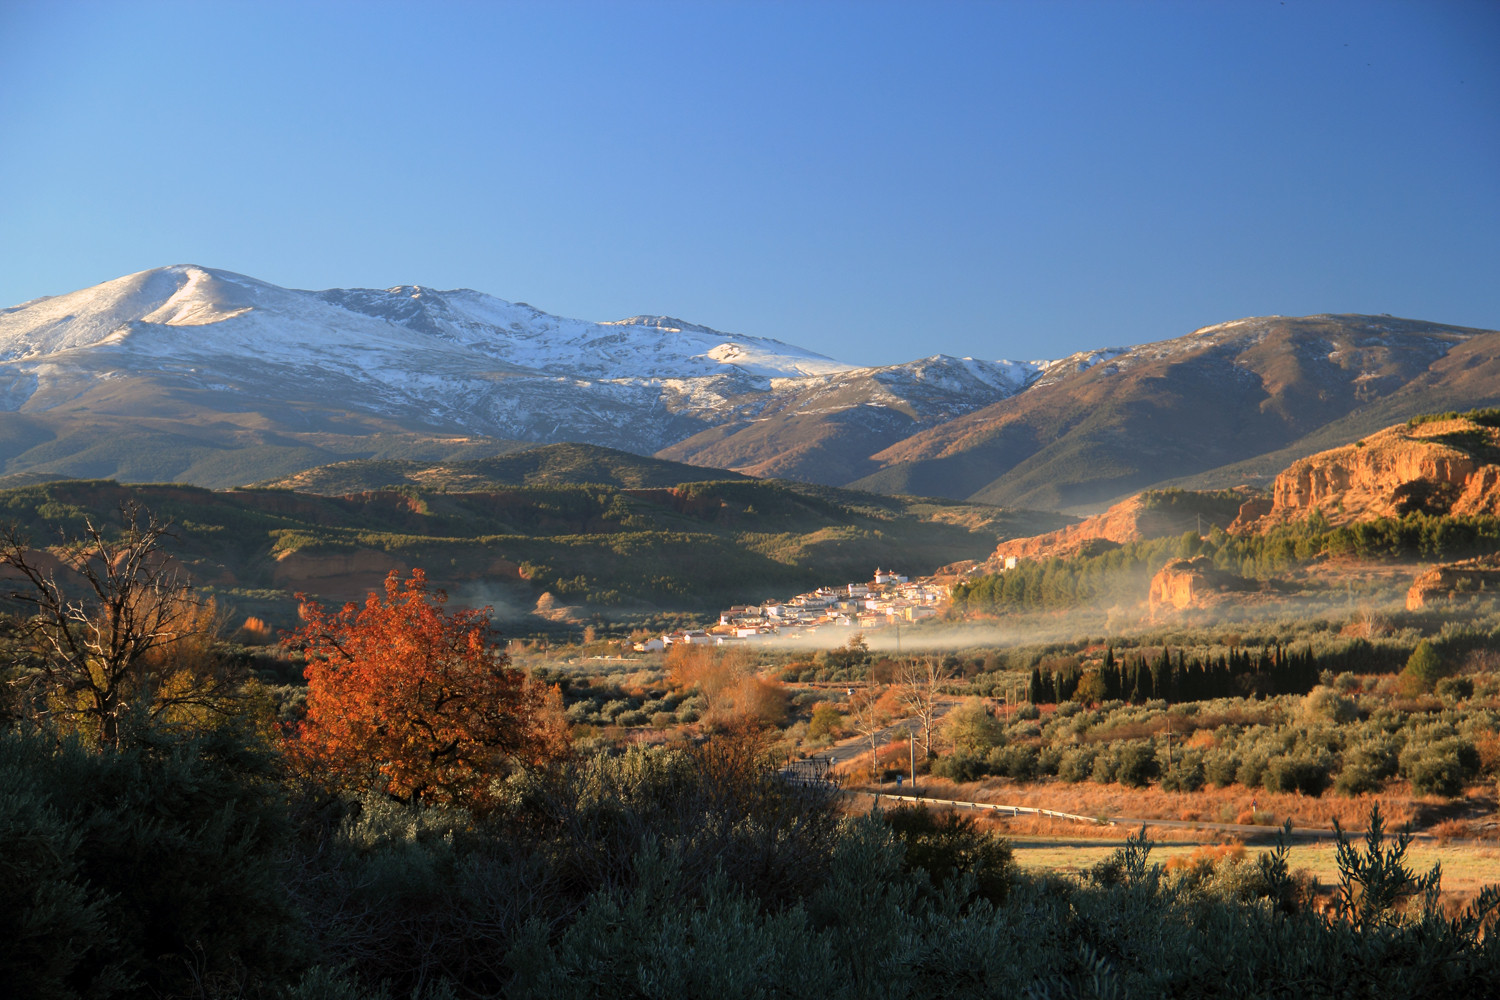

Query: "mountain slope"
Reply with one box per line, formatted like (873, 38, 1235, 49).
(4, 270, 1495, 509)
(0, 266, 1033, 487)
(848, 315, 1499, 511)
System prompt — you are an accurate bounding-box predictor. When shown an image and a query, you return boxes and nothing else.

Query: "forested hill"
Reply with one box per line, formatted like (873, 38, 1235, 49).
(256, 442, 754, 493)
(0, 478, 1067, 631)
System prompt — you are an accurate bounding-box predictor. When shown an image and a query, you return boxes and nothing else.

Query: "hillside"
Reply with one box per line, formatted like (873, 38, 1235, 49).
(257, 442, 756, 493)
(847, 315, 1500, 511)
(0, 266, 1029, 488)
(3, 271, 1494, 508)
(0, 478, 1064, 631)
(981, 488, 1249, 565)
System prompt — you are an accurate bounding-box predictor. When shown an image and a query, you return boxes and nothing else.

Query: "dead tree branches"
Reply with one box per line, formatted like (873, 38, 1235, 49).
(0, 502, 231, 744)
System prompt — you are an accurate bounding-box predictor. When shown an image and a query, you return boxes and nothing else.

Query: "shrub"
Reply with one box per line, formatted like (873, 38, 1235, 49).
(1160, 751, 1205, 792)
(1235, 753, 1270, 789)
(1333, 762, 1384, 796)
(1057, 746, 1099, 783)
(1262, 754, 1332, 796)
(1114, 740, 1160, 788)
(807, 704, 843, 740)
(940, 698, 1004, 756)
(930, 750, 987, 783)
(1302, 686, 1358, 724)
(985, 744, 1039, 781)
(881, 805, 1016, 904)
(1436, 676, 1475, 701)
(1402, 738, 1478, 797)
(0, 724, 300, 999)
(1203, 747, 1241, 787)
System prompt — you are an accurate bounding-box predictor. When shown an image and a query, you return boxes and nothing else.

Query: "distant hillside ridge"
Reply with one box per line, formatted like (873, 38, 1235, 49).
(846, 315, 1500, 511)
(0, 477, 1065, 632)
(258, 442, 755, 494)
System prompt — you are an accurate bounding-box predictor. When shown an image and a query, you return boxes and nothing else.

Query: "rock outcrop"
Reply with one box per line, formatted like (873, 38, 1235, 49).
(1235, 415, 1500, 531)
(1148, 556, 1253, 612)
(986, 489, 1251, 565)
(1406, 555, 1500, 611)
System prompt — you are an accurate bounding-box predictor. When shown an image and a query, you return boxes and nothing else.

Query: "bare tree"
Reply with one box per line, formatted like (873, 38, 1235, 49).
(897, 655, 956, 762)
(847, 682, 888, 784)
(0, 503, 231, 745)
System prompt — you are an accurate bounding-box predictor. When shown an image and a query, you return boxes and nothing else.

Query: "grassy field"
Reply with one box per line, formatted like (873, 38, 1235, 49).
(1004, 834, 1500, 897)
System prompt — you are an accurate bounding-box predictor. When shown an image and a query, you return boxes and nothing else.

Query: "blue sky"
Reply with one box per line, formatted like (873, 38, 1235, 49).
(1, 0, 1496, 365)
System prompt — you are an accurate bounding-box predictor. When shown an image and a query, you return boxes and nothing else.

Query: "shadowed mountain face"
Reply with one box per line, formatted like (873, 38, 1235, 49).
(843, 316, 1500, 511)
(0, 268, 1493, 509)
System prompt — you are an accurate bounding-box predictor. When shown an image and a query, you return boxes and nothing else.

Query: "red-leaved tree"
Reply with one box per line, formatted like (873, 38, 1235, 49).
(286, 569, 565, 810)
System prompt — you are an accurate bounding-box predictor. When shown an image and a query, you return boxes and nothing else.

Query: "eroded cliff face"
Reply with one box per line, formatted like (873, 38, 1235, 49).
(986, 489, 1249, 565)
(1148, 556, 1251, 612)
(1406, 555, 1500, 611)
(987, 496, 1149, 564)
(1236, 417, 1500, 531)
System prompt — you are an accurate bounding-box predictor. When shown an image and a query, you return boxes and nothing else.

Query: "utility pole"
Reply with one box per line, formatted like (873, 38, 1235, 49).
(909, 727, 917, 795)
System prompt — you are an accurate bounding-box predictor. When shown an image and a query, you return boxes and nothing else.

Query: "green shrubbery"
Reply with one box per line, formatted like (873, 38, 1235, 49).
(0, 723, 301, 1000)
(921, 684, 1497, 800)
(7, 710, 1500, 999)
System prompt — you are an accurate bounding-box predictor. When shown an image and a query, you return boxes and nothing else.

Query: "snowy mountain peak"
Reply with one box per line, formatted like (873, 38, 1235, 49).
(0, 265, 1041, 478)
(603, 315, 717, 335)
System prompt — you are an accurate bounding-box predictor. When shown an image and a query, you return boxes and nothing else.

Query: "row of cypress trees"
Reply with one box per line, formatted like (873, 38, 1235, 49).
(1026, 645, 1323, 705)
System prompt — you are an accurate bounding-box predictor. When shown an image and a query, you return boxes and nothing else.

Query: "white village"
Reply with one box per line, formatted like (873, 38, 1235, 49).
(634, 568, 947, 650)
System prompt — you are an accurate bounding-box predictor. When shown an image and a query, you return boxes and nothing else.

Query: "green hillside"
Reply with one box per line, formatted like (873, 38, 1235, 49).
(0, 478, 1065, 632)
(255, 442, 755, 493)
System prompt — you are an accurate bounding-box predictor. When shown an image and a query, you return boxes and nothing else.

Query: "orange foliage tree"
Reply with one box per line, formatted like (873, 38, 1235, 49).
(286, 569, 565, 810)
(666, 642, 788, 727)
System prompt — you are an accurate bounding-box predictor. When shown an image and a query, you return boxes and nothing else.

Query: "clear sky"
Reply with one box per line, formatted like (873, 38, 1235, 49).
(1, 0, 1496, 365)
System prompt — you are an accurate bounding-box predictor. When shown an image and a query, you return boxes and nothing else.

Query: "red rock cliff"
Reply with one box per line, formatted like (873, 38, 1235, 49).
(1237, 416, 1500, 531)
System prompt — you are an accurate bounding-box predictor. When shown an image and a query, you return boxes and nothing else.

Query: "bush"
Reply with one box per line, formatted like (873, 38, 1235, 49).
(1398, 640, 1446, 695)
(807, 704, 842, 740)
(1262, 754, 1332, 796)
(930, 750, 987, 784)
(1333, 762, 1384, 796)
(1203, 747, 1241, 787)
(881, 805, 1016, 904)
(1302, 686, 1358, 724)
(1160, 751, 1205, 792)
(0, 724, 300, 999)
(1436, 676, 1475, 701)
(1114, 741, 1160, 788)
(1057, 746, 1099, 783)
(1402, 738, 1478, 797)
(985, 744, 1039, 781)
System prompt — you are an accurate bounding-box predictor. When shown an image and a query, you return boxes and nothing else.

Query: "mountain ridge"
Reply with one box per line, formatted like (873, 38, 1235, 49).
(1, 267, 1495, 509)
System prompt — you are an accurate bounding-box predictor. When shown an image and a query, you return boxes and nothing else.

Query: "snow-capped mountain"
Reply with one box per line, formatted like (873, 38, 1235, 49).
(0, 266, 1041, 485)
(6, 266, 1490, 508)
